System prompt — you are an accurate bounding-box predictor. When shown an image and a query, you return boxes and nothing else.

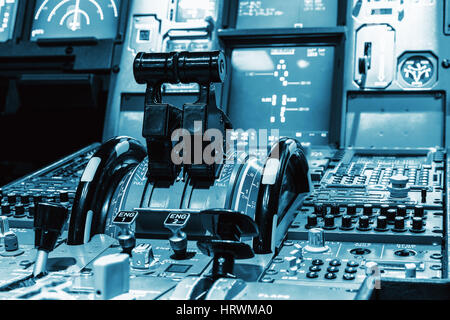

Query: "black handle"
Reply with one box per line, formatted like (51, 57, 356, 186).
(34, 203, 68, 252)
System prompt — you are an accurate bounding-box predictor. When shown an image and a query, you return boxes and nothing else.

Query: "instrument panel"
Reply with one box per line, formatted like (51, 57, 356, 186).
(30, 0, 121, 41)
(0, 0, 18, 42)
(0, 0, 450, 303)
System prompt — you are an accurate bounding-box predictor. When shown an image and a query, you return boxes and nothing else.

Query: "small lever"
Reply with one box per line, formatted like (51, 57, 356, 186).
(197, 209, 259, 280)
(164, 212, 191, 259)
(33, 203, 69, 277)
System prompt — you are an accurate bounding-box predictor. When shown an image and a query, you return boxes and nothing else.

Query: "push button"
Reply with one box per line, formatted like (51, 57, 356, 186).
(325, 273, 337, 280)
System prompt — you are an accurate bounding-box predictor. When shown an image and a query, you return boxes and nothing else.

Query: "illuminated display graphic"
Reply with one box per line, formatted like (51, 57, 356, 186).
(0, 0, 19, 42)
(228, 46, 335, 146)
(401, 56, 434, 87)
(236, 0, 338, 29)
(31, 0, 120, 41)
(175, 0, 216, 23)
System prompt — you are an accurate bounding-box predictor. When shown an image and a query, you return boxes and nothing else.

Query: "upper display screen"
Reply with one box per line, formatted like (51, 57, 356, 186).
(31, 0, 120, 41)
(228, 46, 335, 146)
(0, 0, 19, 42)
(175, 0, 216, 23)
(236, 0, 338, 29)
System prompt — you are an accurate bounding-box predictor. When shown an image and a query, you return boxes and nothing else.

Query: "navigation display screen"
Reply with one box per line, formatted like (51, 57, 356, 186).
(227, 46, 335, 146)
(236, 0, 338, 29)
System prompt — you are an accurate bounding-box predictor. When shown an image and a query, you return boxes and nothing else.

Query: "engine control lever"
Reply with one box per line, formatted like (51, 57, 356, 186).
(134, 50, 231, 181)
(112, 211, 139, 255)
(33, 203, 69, 277)
(164, 211, 191, 259)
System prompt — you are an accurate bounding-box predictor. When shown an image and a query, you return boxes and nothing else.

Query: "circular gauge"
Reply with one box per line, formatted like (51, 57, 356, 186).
(0, 0, 19, 43)
(31, 0, 120, 41)
(401, 56, 434, 87)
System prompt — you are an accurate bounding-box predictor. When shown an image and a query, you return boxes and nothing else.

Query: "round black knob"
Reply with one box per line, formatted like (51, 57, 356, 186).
(32, 194, 44, 206)
(380, 204, 390, 217)
(14, 204, 26, 218)
(414, 205, 424, 218)
(387, 209, 397, 224)
(59, 191, 70, 203)
(312, 259, 324, 266)
(393, 216, 406, 232)
(4, 233, 19, 252)
(397, 205, 407, 217)
(357, 216, 371, 231)
(323, 215, 336, 230)
(309, 265, 321, 272)
(306, 214, 318, 229)
(20, 193, 30, 205)
(340, 215, 354, 231)
(363, 204, 373, 216)
(375, 216, 388, 232)
(330, 204, 341, 216)
(1, 204, 11, 217)
(306, 272, 319, 279)
(314, 203, 325, 216)
(7, 193, 17, 204)
(329, 259, 341, 267)
(410, 217, 425, 233)
(346, 204, 357, 216)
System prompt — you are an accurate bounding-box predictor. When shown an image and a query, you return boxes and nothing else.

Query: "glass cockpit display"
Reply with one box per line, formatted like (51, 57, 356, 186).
(30, 0, 120, 41)
(175, 0, 216, 23)
(236, 0, 338, 29)
(228, 46, 335, 146)
(0, 0, 19, 42)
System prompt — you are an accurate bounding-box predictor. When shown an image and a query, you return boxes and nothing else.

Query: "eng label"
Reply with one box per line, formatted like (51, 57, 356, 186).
(113, 211, 139, 225)
(164, 213, 190, 227)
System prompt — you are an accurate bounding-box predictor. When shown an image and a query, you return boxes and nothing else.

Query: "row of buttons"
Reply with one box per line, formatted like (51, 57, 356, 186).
(306, 213, 426, 233)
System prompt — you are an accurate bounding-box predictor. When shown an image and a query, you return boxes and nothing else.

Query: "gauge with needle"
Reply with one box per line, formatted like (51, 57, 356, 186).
(31, 0, 120, 41)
